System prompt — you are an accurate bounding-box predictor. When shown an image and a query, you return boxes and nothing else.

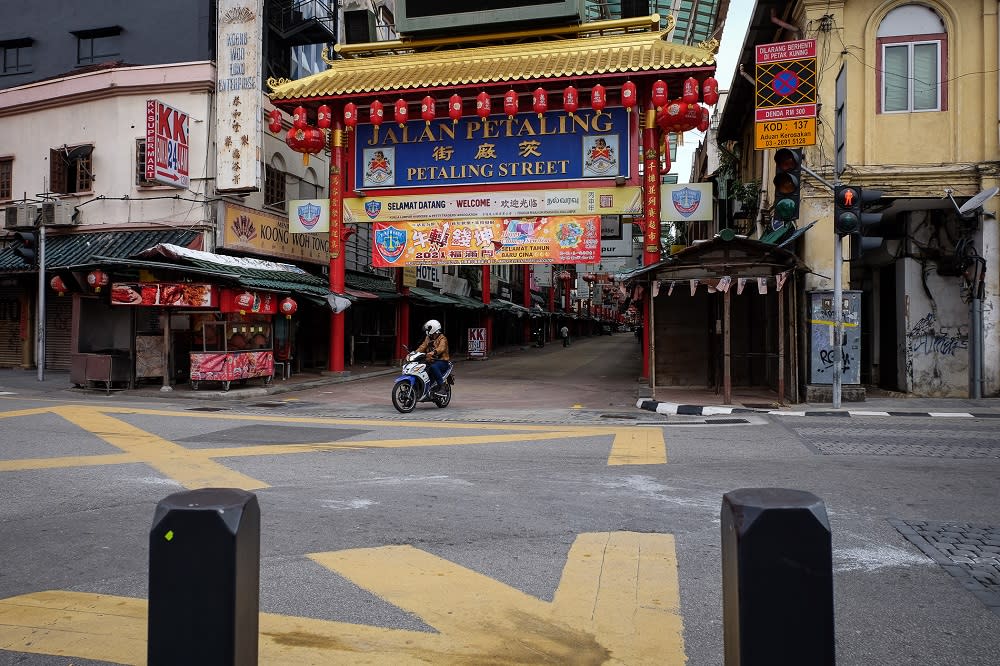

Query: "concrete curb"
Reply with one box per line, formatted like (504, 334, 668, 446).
(635, 398, 1000, 419)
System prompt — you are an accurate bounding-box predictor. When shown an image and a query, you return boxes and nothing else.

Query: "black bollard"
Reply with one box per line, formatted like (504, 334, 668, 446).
(721, 488, 835, 666)
(148, 488, 260, 666)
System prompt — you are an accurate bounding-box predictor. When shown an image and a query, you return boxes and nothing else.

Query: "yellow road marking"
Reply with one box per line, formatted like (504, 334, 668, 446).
(0, 405, 668, 490)
(0, 532, 685, 664)
(53, 406, 267, 490)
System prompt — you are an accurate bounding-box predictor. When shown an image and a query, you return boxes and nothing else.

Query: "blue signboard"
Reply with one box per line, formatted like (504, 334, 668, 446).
(353, 107, 631, 191)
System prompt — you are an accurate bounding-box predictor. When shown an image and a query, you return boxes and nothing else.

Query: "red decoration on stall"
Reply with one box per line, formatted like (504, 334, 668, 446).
(343, 102, 358, 130)
(268, 109, 282, 133)
(621, 81, 637, 111)
(87, 269, 109, 293)
(563, 86, 579, 116)
(279, 297, 298, 320)
(421, 96, 436, 125)
(50, 275, 68, 296)
(316, 104, 332, 129)
(590, 84, 607, 113)
(369, 100, 384, 126)
(503, 90, 518, 119)
(702, 77, 719, 105)
(651, 80, 668, 110)
(532, 87, 548, 118)
(293, 106, 307, 129)
(682, 77, 700, 104)
(394, 99, 409, 127)
(476, 92, 491, 119)
(448, 94, 463, 123)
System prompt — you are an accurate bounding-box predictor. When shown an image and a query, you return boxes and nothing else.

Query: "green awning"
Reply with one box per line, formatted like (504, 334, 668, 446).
(0, 228, 201, 273)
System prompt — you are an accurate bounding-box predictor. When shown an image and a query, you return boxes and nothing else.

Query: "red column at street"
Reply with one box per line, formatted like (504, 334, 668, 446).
(481, 265, 492, 354)
(328, 123, 347, 373)
(395, 270, 410, 361)
(641, 101, 662, 381)
(522, 264, 532, 345)
(547, 272, 555, 342)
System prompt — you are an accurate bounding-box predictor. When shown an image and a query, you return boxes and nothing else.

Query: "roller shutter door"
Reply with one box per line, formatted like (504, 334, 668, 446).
(45, 298, 73, 370)
(0, 288, 24, 367)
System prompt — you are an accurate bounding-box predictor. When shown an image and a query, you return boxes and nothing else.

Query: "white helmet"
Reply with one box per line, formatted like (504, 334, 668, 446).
(424, 319, 442, 336)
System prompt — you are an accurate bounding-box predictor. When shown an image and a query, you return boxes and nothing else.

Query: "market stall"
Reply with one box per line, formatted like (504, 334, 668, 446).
(190, 318, 274, 391)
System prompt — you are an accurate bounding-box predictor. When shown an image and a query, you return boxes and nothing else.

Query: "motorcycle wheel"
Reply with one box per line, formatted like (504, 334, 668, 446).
(432, 383, 452, 408)
(392, 381, 418, 413)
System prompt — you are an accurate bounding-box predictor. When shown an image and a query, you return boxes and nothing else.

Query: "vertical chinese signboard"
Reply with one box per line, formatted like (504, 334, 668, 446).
(754, 39, 818, 149)
(216, 0, 263, 192)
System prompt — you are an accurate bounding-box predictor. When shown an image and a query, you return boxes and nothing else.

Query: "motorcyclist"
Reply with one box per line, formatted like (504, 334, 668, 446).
(415, 319, 450, 391)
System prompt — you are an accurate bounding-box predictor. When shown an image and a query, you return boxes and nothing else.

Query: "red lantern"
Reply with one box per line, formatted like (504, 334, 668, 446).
(369, 100, 384, 127)
(697, 105, 710, 132)
(50, 275, 67, 296)
(343, 102, 358, 130)
(316, 104, 331, 129)
(563, 85, 579, 116)
(286, 126, 325, 165)
(702, 76, 719, 105)
(293, 106, 307, 129)
(651, 80, 668, 110)
(475, 92, 491, 119)
(268, 109, 282, 133)
(421, 96, 436, 125)
(87, 269, 109, 293)
(621, 81, 637, 111)
(532, 87, 548, 118)
(682, 77, 699, 104)
(448, 94, 463, 123)
(503, 89, 518, 119)
(279, 297, 298, 320)
(590, 84, 606, 113)
(682, 102, 701, 131)
(394, 99, 409, 127)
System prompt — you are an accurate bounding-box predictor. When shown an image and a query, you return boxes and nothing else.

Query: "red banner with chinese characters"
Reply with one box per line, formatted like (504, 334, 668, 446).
(371, 215, 601, 267)
(219, 288, 278, 315)
(110, 282, 216, 307)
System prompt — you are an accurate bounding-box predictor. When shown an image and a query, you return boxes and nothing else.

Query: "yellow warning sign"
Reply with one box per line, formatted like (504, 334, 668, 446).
(754, 118, 816, 150)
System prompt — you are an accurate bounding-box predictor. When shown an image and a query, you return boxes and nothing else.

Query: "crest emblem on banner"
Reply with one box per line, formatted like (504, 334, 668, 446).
(364, 200, 383, 219)
(671, 187, 702, 218)
(582, 136, 619, 177)
(364, 148, 394, 186)
(295, 202, 322, 230)
(373, 223, 407, 264)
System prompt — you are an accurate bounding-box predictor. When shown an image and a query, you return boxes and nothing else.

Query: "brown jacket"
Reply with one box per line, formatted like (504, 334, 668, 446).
(416, 334, 450, 361)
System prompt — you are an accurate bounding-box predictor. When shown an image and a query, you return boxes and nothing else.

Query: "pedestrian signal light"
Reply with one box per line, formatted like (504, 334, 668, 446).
(834, 185, 861, 236)
(772, 148, 802, 222)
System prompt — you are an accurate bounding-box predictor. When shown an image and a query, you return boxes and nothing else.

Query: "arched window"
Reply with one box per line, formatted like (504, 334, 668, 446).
(300, 166, 322, 199)
(877, 4, 947, 113)
(264, 153, 287, 209)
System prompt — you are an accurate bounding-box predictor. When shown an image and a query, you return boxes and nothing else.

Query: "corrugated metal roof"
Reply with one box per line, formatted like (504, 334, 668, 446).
(346, 271, 398, 297)
(0, 228, 201, 273)
(268, 29, 716, 101)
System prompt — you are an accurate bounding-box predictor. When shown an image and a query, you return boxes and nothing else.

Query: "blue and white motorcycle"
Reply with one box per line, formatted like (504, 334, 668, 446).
(391, 347, 454, 413)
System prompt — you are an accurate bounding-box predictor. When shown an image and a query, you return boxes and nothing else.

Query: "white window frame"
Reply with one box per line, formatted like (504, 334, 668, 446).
(880, 39, 942, 114)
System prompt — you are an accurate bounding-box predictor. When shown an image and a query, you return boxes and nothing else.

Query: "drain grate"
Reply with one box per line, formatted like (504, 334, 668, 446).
(187, 407, 227, 412)
(600, 413, 638, 420)
(250, 402, 285, 408)
(891, 519, 1000, 616)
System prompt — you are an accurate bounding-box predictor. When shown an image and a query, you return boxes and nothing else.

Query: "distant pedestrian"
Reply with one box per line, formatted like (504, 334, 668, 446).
(560, 325, 570, 347)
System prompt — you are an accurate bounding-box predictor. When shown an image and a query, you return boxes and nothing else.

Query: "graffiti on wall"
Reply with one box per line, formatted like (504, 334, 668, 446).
(906, 312, 967, 357)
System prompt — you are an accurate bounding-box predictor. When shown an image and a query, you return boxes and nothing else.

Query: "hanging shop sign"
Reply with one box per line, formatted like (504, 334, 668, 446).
(110, 282, 216, 307)
(219, 287, 278, 315)
(468, 327, 487, 358)
(354, 108, 632, 191)
(371, 215, 601, 268)
(660, 183, 714, 222)
(344, 186, 641, 223)
(145, 99, 190, 188)
(288, 198, 330, 234)
(215, 0, 263, 192)
(221, 202, 329, 265)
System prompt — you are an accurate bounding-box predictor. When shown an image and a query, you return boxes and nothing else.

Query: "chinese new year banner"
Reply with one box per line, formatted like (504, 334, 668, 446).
(371, 215, 602, 268)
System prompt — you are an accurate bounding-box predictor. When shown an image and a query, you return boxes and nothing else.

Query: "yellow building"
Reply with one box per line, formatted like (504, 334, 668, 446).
(715, 0, 1000, 398)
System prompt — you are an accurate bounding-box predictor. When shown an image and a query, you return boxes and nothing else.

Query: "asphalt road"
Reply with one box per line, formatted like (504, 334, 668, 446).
(0, 334, 998, 664)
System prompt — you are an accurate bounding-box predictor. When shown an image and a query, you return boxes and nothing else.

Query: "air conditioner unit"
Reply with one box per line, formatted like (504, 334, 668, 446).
(3, 203, 39, 229)
(41, 201, 76, 226)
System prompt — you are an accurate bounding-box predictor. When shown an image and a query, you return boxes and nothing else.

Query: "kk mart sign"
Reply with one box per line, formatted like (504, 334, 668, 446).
(754, 39, 817, 150)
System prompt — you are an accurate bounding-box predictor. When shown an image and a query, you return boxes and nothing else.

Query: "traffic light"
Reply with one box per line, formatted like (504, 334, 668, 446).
(12, 230, 38, 266)
(833, 185, 861, 236)
(772, 148, 802, 222)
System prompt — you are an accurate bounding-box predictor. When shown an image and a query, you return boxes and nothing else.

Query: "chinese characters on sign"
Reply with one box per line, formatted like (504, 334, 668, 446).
(215, 0, 263, 191)
(145, 99, 190, 188)
(371, 216, 602, 268)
